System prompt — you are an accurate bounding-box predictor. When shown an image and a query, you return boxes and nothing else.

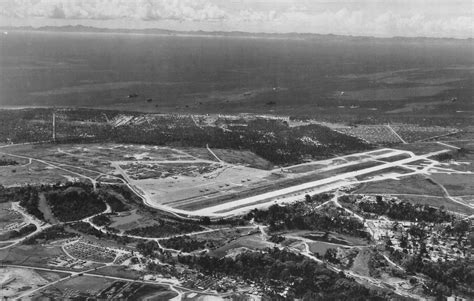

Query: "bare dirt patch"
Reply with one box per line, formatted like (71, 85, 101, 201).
(0, 267, 56, 299)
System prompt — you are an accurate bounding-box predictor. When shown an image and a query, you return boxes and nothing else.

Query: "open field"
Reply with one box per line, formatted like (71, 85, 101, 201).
(353, 175, 444, 196)
(32, 275, 116, 300)
(430, 174, 474, 196)
(0, 244, 66, 268)
(109, 210, 155, 232)
(395, 142, 448, 155)
(355, 167, 412, 181)
(0, 267, 66, 299)
(307, 241, 348, 256)
(176, 227, 256, 251)
(0, 160, 75, 187)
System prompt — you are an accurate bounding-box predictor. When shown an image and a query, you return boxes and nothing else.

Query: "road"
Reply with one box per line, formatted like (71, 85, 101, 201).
(428, 176, 474, 210)
(385, 124, 407, 144)
(206, 143, 224, 164)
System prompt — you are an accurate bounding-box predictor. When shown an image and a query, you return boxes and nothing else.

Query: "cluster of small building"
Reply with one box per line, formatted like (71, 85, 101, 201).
(65, 241, 117, 263)
(369, 218, 471, 262)
(179, 272, 264, 295)
(337, 125, 402, 144)
(0, 208, 25, 233)
(47, 254, 91, 269)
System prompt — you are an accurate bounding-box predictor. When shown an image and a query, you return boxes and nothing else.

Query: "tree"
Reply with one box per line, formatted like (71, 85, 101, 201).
(324, 248, 339, 264)
(200, 216, 211, 225)
(400, 235, 408, 249)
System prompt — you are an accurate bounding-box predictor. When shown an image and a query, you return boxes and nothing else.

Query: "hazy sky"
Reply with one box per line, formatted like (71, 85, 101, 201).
(0, 0, 472, 38)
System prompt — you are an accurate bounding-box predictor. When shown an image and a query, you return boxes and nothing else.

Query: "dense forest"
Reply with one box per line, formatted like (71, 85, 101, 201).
(46, 187, 106, 222)
(18, 188, 44, 220)
(339, 195, 454, 223)
(246, 196, 369, 238)
(160, 236, 207, 252)
(0, 158, 18, 166)
(91, 214, 112, 227)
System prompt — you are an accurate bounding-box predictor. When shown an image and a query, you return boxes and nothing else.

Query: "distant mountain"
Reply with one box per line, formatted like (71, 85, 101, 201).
(1, 25, 471, 42)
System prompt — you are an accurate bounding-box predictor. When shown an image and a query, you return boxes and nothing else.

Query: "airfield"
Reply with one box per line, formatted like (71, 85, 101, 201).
(2, 140, 473, 218)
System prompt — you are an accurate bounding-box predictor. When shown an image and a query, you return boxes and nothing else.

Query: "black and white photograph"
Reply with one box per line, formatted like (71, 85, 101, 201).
(0, 1, 472, 300)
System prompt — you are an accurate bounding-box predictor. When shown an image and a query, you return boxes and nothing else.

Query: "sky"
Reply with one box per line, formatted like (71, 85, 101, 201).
(0, 0, 472, 38)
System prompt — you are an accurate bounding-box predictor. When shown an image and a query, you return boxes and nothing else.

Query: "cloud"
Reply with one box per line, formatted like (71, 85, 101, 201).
(0, 0, 472, 38)
(236, 8, 473, 38)
(50, 5, 65, 19)
(0, 0, 227, 21)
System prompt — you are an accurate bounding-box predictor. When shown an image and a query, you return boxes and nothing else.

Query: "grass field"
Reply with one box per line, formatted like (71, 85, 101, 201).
(33, 275, 116, 300)
(307, 241, 348, 256)
(109, 210, 155, 232)
(395, 142, 447, 155)
(431, 174, 474, 196)
(355, 167, 411, 181)
(0, 160, 73, 187)
(353, 175, 445, 196)
(0, 244, 66, 268)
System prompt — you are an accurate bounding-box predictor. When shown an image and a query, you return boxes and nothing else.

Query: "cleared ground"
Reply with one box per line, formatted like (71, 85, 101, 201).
(0, 267, 66, 299)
